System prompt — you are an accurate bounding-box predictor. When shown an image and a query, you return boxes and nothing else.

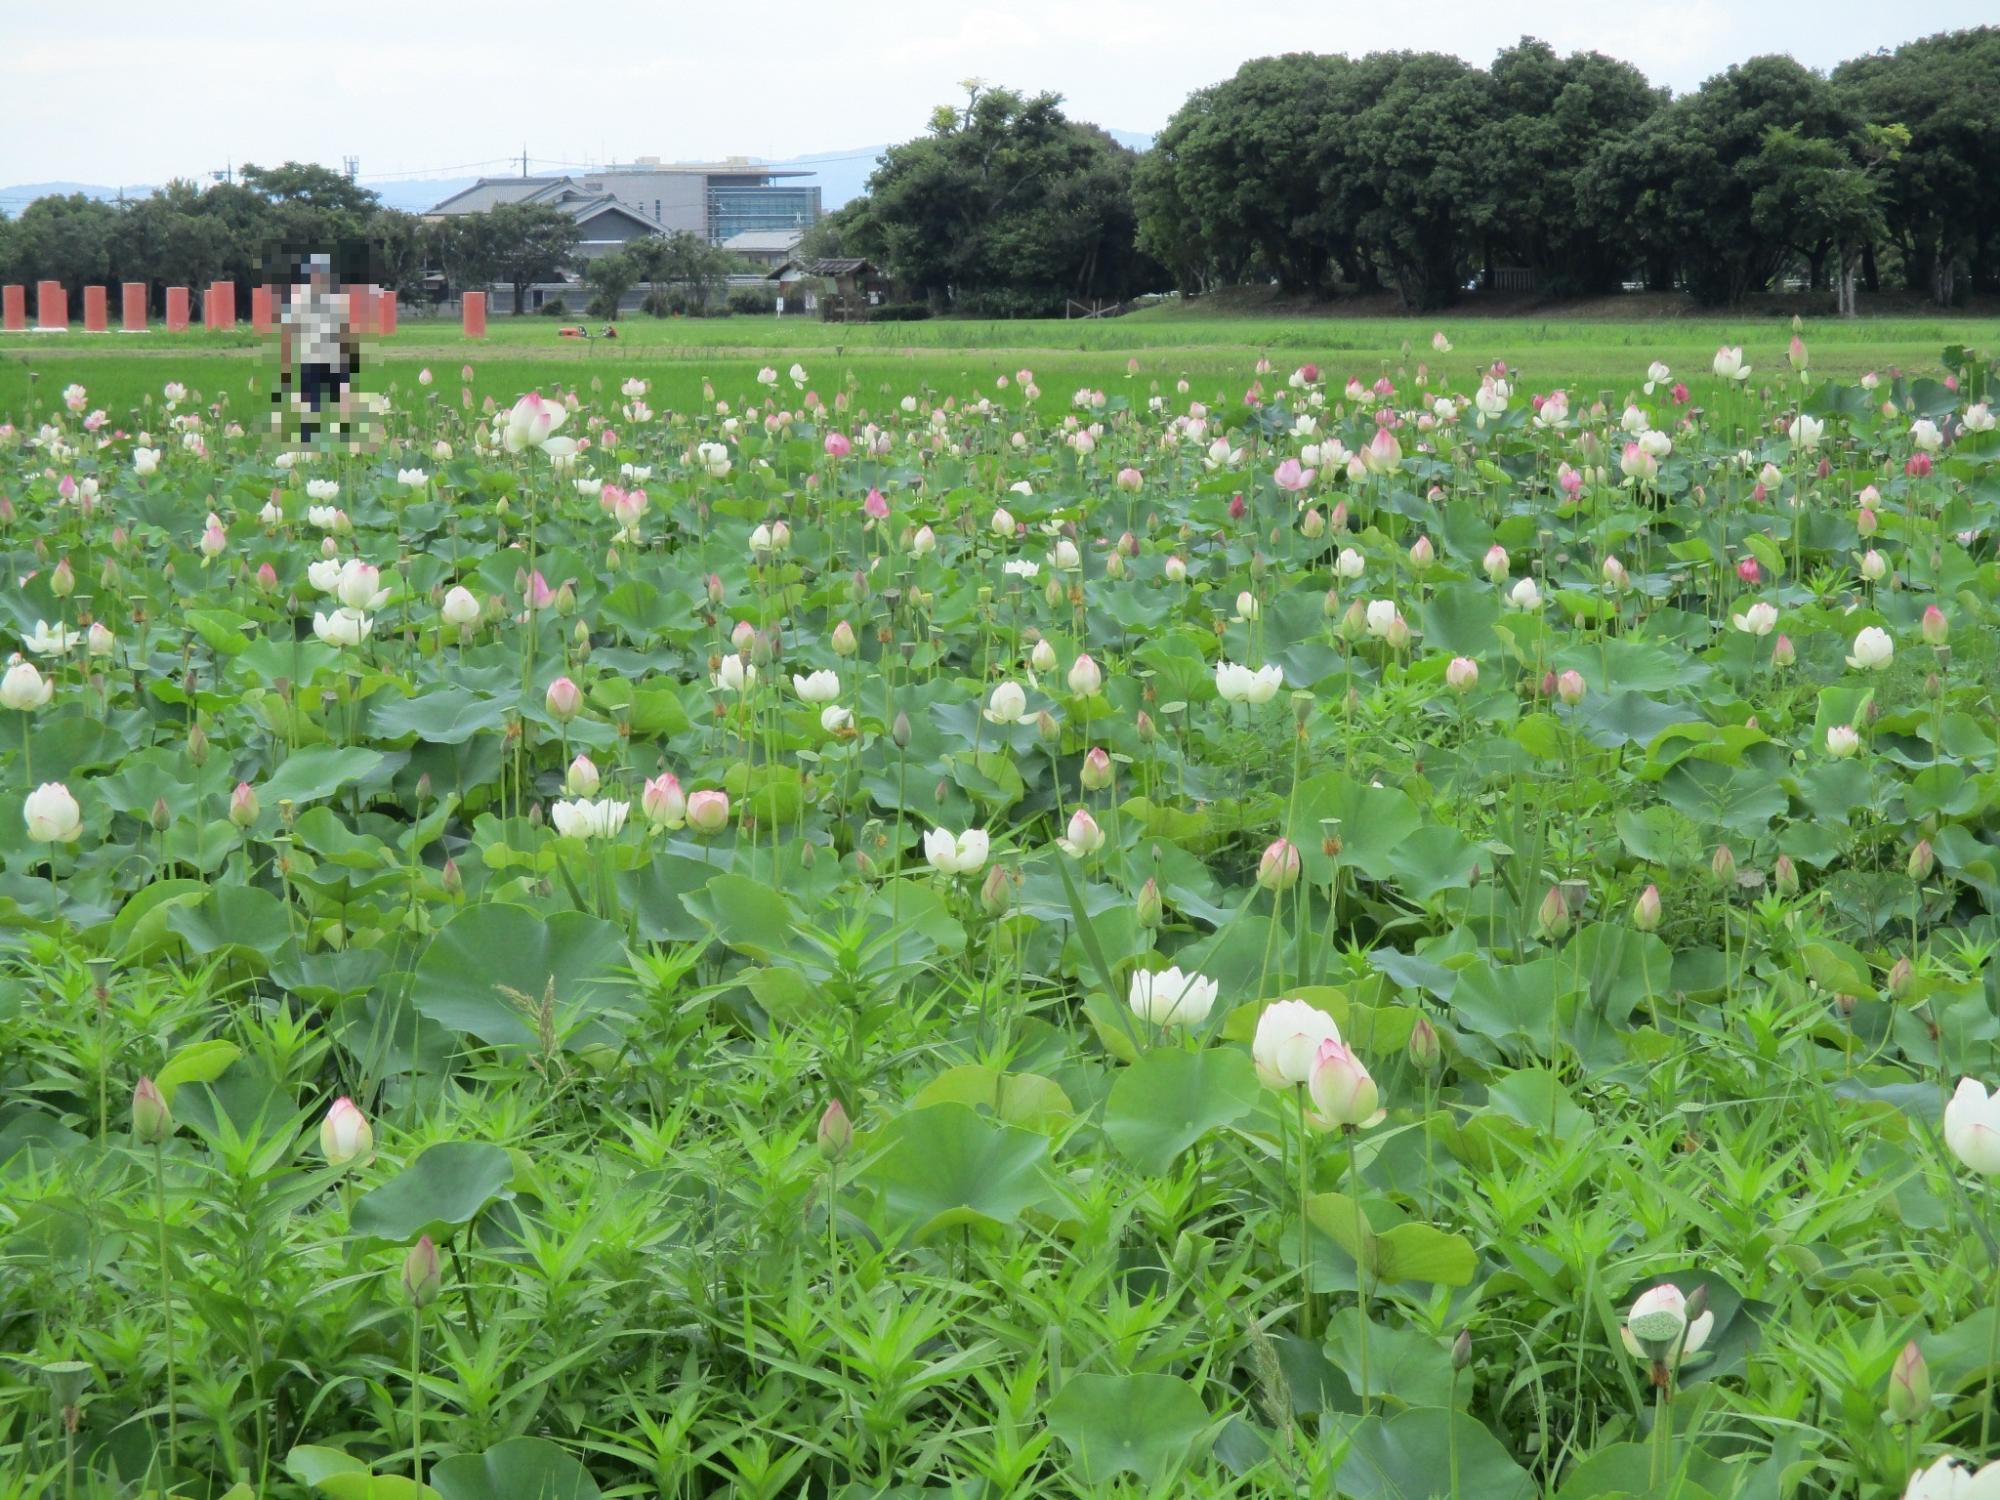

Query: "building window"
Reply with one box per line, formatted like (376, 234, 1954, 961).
(654, 200, 661, 223)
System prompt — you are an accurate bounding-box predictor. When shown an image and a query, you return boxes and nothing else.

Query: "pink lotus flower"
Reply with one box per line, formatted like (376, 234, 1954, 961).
(545, 676, 582, 721)
(687, 788, 731, 834)
(863, 488, 889, 519)
(642, 772, 686, 828)
(824, 432, 851, 458)
(1272, 458, 1316, 493)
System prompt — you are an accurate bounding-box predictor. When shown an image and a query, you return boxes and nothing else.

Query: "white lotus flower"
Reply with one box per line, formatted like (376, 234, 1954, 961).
(550, 797, 630, 841)
(1731, 602, 1777, 636)
(23, 621, 80, 656)
(792, 670, 840, 703)
(1846, 627, 1893, 671)
(312, 608, 373, 648)
(924, 827, 990, 876)
(1128, 966, 1219, 1027)
(1215, 661, 1283, 705)
(983, 681, 1031, 725)
(1252, 999, 1342, 1089)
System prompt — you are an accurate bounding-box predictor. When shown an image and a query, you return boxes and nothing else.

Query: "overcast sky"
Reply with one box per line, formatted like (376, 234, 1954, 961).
(3, 0, 1990, 189)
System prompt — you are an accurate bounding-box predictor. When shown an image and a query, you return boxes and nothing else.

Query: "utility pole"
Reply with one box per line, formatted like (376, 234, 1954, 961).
(521, 146, 529, 178)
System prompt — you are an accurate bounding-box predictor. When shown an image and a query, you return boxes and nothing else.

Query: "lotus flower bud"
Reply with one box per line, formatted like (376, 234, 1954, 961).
(1080, 747, 1113, 791)
(150, 797, 172, 832)
(401, 1235, 442, 1307)
(1555, 670, 1585, 706)
(1538, 885, 1570, 938)
(441, 857, 463, 895)
(1711, 845, 1736, 883)
(892, 710, 911, 748)
(1037, 710, 1060, 743)
(1774, 854, 1798, 895)
(319, 1096, 373, 1167)
(1909, 840, 1935, 880)
(1886, 1341, 1929, 1425)
(131, 1076, 173, 1144)
(228, 781, 259, 827)
(1922, 606, 1949, 648)
(980, 862, 1011, 917)
(817, 1099, 853, 1161)
(1408, 1015, 1441, 1073)
(1633, 883, 1661, 932)
(832, 621, 858, 657)
(186, 723, 209, 765)
(51, 558, 75, 598)
(545, 676, 582, 722)
(1887, 956, 1914, 999)
(1257, 838, 1302, 892)
(1136, 877, 1163, 929)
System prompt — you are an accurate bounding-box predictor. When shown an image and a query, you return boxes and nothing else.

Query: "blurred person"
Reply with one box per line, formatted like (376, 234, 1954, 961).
(277, 253, 355, 443)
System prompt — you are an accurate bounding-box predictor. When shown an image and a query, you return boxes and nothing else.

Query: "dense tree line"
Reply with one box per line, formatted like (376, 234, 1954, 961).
(0, 162, 583, 315)
(1133, 30, 2000, 308)
(807, 85, 1158, 317)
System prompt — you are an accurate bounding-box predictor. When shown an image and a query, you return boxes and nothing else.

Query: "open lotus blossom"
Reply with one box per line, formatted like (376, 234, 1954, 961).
(1506, 578, 1542, 611)
(1826, 725, 1860, 758)
(1791, 414, 1824, 449)
(1732, 602, 1777, 636)
(1620, 1283, 1715, 1369)
(1643, 361, 1670, 394)
(133, 446, 161, 475)
(1902, 1458, 2000, 1500)
(983, 680, 1031, 724)
(792, 670, 840, 703)
(713, 655, 757, 694)
(503, 391, 569, 453)
(1272, 457, 1315, 492)
(1216, 660, 1283, 705)
(1253, 999, 1343, 1089)
(1846, 627, 1894, 671)
(550, 797, 629, 841)
(1712, 346, 1751, 382)
(312, 609, 372, 648)
(1128, 966, 1219, 1026)
(1911, 418, 1944, 452)
(923, 827, 990, 876)
(24, 620, 81, 656)
(1945, 1078, 2000, 1176)
(335, 560, 389, 611)
(1, 659, 53, 711)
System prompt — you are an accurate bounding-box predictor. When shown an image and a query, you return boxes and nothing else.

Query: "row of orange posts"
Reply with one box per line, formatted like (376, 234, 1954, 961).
(2, 282, 490, 337)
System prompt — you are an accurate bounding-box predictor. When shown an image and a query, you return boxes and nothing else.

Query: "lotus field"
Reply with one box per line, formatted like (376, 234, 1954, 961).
(9, 335, 2000, 1500)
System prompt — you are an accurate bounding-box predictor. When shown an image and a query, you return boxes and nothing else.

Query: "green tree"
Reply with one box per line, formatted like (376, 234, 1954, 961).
(583, 248, 638, 320)
(1836, 27, 2000, 302)
(628, 231, 740, 313)
(7, 194, 120, 298)
(847, 84, 1154, 315)
(483, 202, 582, 315)
(1341, 53, 1499, 309)
(1581, 55, 1852, 305)
(1487, 39, 1665, 295)
(1150, 55, 1354, 296)
(365, 209, 428, 305)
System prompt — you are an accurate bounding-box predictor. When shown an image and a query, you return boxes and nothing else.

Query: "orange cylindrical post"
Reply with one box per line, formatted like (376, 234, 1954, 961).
(3, 284, 26, 331)
(462, 290, 487, 338)
(122, 282, 147, 331)
(344, 283, 370, 334)
(251, 285, 274, 333)
(212, 281, 236, 327)
(378, 289, 397, 335)
(36, 280, 66, 329)
(82, 285, 109, 332)
(165, 286, 190, 331)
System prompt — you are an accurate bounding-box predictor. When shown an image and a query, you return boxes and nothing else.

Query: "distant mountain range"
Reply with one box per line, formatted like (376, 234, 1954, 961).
(0, 131, 1156, 219)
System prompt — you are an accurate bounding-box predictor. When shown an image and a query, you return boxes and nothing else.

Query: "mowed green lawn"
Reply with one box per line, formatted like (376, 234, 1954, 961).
(4, 302, 1996, 426)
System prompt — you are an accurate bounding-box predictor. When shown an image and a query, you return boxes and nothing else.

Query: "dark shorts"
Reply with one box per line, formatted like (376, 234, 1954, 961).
(301, 362, 350, 411)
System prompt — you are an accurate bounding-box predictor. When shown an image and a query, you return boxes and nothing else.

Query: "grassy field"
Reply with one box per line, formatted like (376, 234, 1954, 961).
(4, 301, 1997, 425)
